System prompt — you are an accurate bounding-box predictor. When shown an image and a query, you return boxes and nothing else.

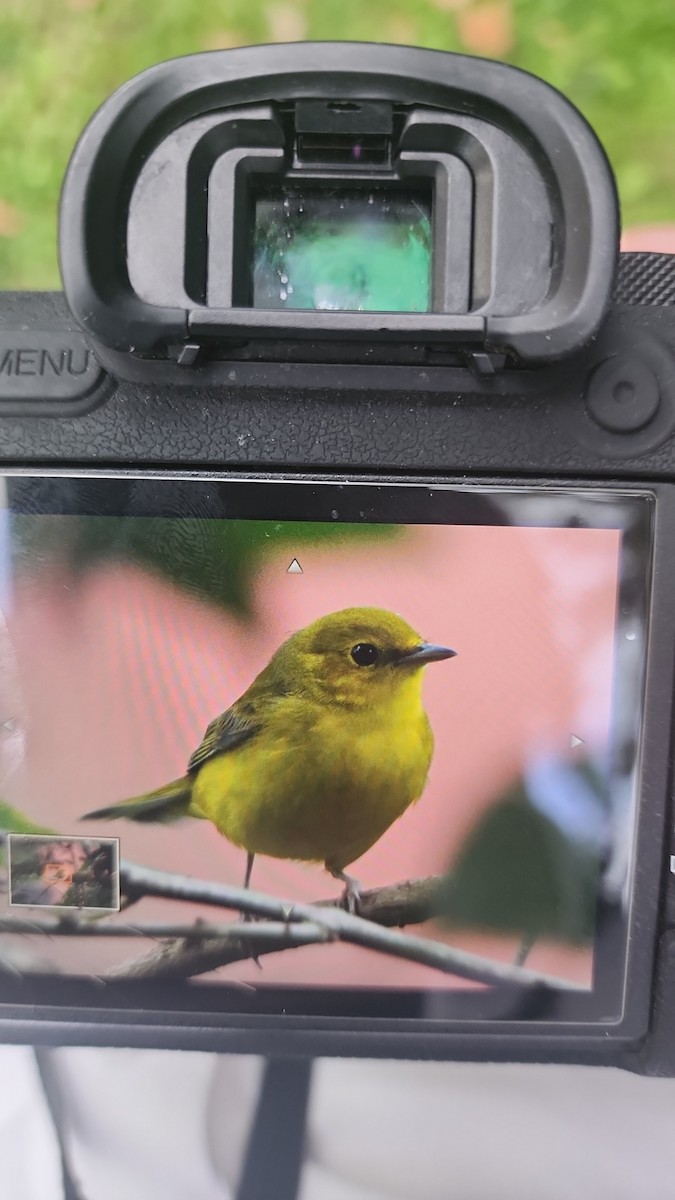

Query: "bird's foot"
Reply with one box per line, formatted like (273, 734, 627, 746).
(327, 866, 362, 915)
(342, 879, 361, 915)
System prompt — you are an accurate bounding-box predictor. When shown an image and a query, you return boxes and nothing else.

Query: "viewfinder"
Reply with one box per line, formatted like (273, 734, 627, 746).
(252, 186, 432, 313)
(58, 44, 620, 370)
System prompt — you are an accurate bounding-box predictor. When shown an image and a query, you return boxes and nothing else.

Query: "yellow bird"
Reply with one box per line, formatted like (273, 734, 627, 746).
(83, 607, 456, 906)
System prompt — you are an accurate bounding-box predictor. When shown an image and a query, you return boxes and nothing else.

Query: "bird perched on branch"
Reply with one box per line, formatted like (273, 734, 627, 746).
(83, 607, 456, 909)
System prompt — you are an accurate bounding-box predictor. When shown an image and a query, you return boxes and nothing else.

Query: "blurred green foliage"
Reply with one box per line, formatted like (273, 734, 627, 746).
(12, 514, 398, 616)
(0, 0, 673, 288)
(438, 774, 602, 945)
(0, 799, 50, 869)
(0, 799, 48, 835)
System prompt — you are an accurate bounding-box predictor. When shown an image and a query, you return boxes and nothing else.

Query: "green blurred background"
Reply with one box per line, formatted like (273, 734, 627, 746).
(0, 0, 673, 289)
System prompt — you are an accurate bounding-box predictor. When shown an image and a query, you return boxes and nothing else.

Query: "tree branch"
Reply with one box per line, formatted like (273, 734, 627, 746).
(108, 861, 580, 990)
(0, 852, 583, 992)
(120, 859, 443, 927)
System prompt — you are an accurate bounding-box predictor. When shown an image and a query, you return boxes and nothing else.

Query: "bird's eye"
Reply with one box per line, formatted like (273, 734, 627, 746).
(350, 643, 380, 667)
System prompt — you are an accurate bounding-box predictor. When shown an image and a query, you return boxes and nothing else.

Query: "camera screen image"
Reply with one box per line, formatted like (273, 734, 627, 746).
(0, 478, 650, 1024)
(252, 187, 432, 312)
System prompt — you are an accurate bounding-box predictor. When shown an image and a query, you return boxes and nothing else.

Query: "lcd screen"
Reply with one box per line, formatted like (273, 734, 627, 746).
(0, 476, 652, 1026)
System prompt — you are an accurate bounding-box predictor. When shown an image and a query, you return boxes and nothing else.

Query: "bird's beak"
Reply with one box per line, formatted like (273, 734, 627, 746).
(397, 643, 457, 665)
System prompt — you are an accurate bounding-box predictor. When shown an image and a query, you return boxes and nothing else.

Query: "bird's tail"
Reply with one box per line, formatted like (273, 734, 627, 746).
(81, 777, 193, 824)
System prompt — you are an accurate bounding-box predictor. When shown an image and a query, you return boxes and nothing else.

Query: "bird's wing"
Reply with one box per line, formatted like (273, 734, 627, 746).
(187, 705, 259, 774)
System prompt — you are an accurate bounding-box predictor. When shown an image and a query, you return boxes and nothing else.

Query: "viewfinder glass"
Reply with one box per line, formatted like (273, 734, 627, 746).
(252, 187, 432, 312)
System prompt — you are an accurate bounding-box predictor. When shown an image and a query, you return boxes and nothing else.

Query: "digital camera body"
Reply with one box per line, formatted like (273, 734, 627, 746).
(0, 44, 674, 1073)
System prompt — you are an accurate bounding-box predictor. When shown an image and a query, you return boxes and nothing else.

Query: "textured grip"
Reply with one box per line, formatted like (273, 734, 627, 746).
(614, 252, 675, 306)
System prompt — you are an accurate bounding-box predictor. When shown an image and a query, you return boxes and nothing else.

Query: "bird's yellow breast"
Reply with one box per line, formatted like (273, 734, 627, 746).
(191, 675, 433, 870)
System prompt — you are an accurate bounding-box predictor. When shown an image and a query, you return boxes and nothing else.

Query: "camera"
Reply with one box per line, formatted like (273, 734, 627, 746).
(1, 42, 675, 1073)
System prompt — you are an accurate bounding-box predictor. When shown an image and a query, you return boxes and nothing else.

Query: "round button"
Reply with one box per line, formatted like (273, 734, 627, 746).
(586, 356, 660, 433)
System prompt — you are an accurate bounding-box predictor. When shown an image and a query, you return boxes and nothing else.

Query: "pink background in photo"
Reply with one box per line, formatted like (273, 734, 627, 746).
(1, 520, 621, 988)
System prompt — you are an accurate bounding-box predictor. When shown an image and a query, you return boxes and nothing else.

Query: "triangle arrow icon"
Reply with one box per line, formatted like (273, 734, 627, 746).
(570, 734, 584, 749)
(286, 558, 303, 575)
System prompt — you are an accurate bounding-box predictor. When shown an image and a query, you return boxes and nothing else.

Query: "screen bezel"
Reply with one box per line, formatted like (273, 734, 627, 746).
(0, 470, 667, 1056)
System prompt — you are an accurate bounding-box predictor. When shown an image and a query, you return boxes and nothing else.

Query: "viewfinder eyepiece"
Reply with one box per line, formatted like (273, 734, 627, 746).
(59, 43, 619, 375)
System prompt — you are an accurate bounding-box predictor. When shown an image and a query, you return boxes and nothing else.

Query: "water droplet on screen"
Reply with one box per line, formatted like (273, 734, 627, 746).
(331, 509, 339, 520)
(280, 274, 288, 284)
(280, 290, 288, 301)
(287, 285, 294, 294)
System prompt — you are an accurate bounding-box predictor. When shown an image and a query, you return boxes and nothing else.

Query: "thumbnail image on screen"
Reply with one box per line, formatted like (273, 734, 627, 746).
(0, 478, 651, 1024)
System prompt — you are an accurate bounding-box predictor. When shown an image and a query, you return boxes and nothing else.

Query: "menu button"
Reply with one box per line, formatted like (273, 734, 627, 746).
(0, 331, 104, 406)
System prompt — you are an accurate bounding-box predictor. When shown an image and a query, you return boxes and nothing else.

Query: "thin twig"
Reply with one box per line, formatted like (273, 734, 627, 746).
(514, 931, 538, 967)
(0, 916, 332, 946)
